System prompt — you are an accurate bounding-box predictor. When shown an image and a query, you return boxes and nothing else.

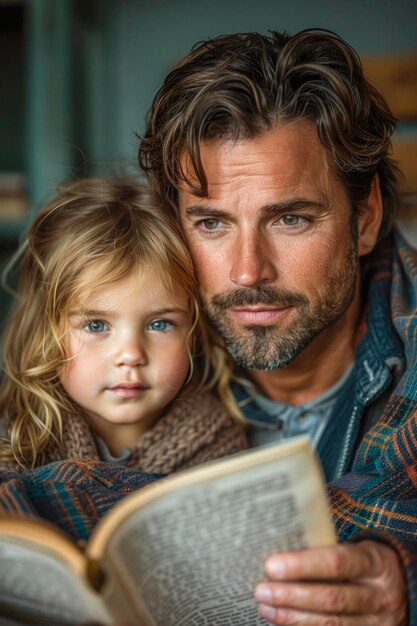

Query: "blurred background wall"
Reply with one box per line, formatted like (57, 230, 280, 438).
(1, 0, 417, 323)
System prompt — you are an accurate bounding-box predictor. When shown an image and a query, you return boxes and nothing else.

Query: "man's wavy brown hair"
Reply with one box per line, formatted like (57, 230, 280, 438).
(139, 28, 399, 239)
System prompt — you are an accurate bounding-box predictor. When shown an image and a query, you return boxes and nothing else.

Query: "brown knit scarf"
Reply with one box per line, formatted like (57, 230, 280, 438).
(20, 390, 248, 474)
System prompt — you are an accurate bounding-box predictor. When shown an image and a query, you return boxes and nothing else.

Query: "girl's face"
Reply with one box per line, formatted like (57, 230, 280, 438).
(60, 267, 193, 454)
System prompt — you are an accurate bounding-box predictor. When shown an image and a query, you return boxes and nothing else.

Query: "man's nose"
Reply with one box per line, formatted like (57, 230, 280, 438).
(229, 231, 277, 288)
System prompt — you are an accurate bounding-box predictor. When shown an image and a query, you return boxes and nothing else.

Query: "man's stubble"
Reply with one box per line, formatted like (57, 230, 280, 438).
(204, 241, 359, 371)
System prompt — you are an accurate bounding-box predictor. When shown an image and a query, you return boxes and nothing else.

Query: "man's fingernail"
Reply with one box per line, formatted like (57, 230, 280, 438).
(258, 604, 276, 620)
(255, 585, 273, 602)
(266, 559, 286, 577)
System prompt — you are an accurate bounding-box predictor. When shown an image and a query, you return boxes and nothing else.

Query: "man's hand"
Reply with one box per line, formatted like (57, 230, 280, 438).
(254, 539, 407, 625)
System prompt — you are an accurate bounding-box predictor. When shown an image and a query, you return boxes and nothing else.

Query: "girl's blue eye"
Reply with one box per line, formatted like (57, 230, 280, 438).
(84, 320, 108, 333)
(148, 319, 174, 332)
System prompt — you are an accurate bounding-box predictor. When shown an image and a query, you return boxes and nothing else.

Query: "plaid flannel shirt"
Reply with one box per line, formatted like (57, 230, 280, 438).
(0, 460, 162, 541)
(232, 229, 417, 624)
(327, 230, 417, 623)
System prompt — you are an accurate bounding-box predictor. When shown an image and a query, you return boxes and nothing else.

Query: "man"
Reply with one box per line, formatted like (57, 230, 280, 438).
(139, 29, 417, 625)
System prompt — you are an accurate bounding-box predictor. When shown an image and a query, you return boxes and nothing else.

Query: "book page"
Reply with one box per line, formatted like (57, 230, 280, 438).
(0, 537, 111, 625)
(94, 439, 335, 625)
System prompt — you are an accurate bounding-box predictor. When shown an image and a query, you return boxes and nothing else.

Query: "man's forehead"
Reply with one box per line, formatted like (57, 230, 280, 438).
(178, 120, 332, 203)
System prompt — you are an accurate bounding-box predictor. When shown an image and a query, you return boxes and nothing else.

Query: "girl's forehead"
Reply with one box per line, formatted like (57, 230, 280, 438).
(71, 264, 186, 309)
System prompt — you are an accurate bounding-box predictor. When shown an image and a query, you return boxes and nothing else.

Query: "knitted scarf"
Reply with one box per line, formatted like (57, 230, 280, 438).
(1, 390, 248, 474)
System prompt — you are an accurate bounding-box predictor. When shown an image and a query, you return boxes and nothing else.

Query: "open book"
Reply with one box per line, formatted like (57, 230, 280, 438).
(0, 436, 336, 626)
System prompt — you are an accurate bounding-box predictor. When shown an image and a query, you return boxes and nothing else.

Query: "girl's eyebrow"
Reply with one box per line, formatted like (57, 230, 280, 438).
(68, 306, 189, 317)
(146, 306, 190, 315)
(68, 308, 112, 318)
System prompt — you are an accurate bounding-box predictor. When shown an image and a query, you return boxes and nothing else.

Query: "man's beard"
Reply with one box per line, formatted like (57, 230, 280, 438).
(205, 244, 359, 371)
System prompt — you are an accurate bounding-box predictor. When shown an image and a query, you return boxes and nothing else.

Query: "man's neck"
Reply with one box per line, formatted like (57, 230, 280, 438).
(247, 281, 362, 406)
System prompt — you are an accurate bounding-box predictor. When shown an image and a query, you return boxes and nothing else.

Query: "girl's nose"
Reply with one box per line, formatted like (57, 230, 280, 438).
(115, 339, 147, 367)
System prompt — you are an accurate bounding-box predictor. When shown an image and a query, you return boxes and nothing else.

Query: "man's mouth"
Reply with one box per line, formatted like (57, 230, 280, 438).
(229, 305, 293, 325)
(211, 286, 307, 322)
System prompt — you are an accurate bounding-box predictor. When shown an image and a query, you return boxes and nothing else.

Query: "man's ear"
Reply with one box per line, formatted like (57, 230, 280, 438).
(357, 175, 383, 257)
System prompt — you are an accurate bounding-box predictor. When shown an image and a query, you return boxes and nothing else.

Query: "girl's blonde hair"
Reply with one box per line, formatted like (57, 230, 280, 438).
(0, 177, 239, 468)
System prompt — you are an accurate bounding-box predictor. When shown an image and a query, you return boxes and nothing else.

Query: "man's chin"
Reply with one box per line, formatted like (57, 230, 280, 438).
(246, 360, 290, 372)
(221, 338, 300, 371)
(217, 322, 320, 371)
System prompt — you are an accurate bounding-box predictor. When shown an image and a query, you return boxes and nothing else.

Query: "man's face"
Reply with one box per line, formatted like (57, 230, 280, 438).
(178, 121, 362, 371)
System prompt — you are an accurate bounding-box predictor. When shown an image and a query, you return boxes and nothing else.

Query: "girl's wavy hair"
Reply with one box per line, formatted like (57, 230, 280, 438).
(0, 177, 235, 468)
(139, 28, 400, 239)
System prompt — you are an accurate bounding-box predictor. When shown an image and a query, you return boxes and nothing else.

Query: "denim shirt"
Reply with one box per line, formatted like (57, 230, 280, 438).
(234, 363, 353, 450)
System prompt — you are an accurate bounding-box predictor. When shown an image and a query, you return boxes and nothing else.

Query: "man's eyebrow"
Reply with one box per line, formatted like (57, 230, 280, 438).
(184, 206, 230, 218)
(263, 199, 326, 213)
(184, 199, 326, 217)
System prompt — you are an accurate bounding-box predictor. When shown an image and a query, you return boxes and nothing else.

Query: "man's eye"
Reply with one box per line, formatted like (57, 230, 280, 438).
(84, 320, 108, 333)
(148, 319, 174, 332)
(201, 219, 220, 230)
(281, 215, 302, 226)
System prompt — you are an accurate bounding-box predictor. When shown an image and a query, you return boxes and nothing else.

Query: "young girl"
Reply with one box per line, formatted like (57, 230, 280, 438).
(0, 178, 247, 473)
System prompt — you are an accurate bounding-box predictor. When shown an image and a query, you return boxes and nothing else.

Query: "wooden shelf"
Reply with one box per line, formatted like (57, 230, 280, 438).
(363, 53, 417, 120)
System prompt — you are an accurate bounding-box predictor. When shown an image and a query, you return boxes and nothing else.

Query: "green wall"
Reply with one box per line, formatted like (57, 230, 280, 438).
(105, 0, 417, 164)
(6, 0, 417, 207)
(1, 0, 417, 323)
